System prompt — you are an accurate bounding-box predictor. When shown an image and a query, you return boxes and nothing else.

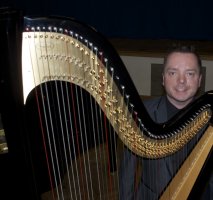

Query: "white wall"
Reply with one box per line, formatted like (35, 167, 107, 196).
(202, 60, 213, 92)
(120, 55, 213, 96)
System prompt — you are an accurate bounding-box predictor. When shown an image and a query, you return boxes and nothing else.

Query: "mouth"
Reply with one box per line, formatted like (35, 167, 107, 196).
(175, 88, 186, 92)
(175, 86, 187, 92)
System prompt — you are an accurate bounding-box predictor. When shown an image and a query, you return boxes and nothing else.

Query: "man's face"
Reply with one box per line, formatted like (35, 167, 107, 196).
(162, 52, 202, 109)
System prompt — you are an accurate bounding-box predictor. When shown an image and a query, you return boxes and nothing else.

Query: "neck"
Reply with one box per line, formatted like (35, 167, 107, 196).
(166, 95, 193, 109)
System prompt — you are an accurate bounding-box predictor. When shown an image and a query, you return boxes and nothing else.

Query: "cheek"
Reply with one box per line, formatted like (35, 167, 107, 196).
(189, 78, 201, 87)
(163, 77, 173, 86)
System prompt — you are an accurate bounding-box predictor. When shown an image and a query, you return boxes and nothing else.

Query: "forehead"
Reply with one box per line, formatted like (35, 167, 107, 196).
(165, 52, 199, 71)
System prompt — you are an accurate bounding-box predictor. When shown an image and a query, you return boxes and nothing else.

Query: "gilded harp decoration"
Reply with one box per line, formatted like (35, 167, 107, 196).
(1, 8, 213, 200)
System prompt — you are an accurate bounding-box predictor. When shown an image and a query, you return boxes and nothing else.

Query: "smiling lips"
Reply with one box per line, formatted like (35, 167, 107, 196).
(174, 85, 188, 92)
(175, 88, 187, 92)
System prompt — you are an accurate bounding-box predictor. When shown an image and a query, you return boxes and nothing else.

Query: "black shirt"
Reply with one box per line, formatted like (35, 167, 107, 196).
(166, 97, 181, 120)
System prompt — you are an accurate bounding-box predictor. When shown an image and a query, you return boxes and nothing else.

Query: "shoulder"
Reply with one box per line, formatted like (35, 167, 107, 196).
(143, 96, 165, 109)
(143, 95, 168, 122)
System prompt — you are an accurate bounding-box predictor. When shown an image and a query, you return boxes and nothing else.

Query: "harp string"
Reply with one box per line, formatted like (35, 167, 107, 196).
(106, 58, 124, 197)
(27, 31, 61, 199)
(88, 49, 109, 198)
(66, 33, 90, 200)
(45, 67, 61, 199)
(52, 32, 74, 197)
(44, 31, 71, 199)
(35, 84, 57, 200)
(25, 31, 54, 198)
(65, 42, 96, 199)
(57, 80, 74, 199)
(65, 82, 80, 199)
(81, 86, 98, 199)
(89, 94, 104, 198)
(104, 65, 115, 194)
(87, 42, 105, 199)
(38, 31, 66, 199)
(102, 59, 113, 198)
(26, 30, 75, 199)
(94, 48, 113, 198)
(63, 82, 78, 200)
(70, 83, 85, 200)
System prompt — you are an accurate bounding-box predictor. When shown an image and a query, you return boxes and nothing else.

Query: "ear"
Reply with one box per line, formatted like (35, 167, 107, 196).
(198, 74, 202, 87)
(162, 73, 165, 86)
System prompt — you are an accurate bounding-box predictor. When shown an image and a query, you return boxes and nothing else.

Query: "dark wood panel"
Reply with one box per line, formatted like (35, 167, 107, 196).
(109, 39, 213, 60)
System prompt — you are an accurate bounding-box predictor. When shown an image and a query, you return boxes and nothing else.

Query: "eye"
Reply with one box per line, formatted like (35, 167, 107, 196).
(168, 71, 176, 76)
(186, 72, 195, 77)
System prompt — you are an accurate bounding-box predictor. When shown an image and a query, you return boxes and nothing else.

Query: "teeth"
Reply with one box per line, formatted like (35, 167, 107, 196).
(176, 88, 186, 92)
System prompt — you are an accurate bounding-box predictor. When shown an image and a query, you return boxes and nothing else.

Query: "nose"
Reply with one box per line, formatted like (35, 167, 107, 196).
(178, 74, 186, 84)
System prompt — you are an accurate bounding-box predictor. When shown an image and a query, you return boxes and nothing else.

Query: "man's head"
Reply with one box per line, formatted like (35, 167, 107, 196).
(162, 45, 202, 109)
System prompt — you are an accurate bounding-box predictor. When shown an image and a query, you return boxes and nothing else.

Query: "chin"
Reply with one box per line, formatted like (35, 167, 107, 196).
(174, 96, 193, 103)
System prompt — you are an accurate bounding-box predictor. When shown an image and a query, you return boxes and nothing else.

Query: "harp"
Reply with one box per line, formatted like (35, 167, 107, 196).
(0, 8, 212, 200)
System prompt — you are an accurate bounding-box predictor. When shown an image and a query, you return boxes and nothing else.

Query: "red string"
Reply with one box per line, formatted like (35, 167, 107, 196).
(70, 83, 86, 200)
(100, 52, 114, 196)
(35, 88, 56, 200)
(103, 113, 113, 196)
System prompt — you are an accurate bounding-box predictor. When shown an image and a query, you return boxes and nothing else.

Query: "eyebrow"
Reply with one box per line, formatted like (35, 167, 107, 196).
(166, 67, 198, 72)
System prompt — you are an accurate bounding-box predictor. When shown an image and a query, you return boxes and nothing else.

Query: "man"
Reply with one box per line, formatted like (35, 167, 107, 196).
(119, 45, 212, 199)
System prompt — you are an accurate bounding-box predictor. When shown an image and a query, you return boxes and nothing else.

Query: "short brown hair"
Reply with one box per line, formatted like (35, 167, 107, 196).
(163, 45, 202, 74)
